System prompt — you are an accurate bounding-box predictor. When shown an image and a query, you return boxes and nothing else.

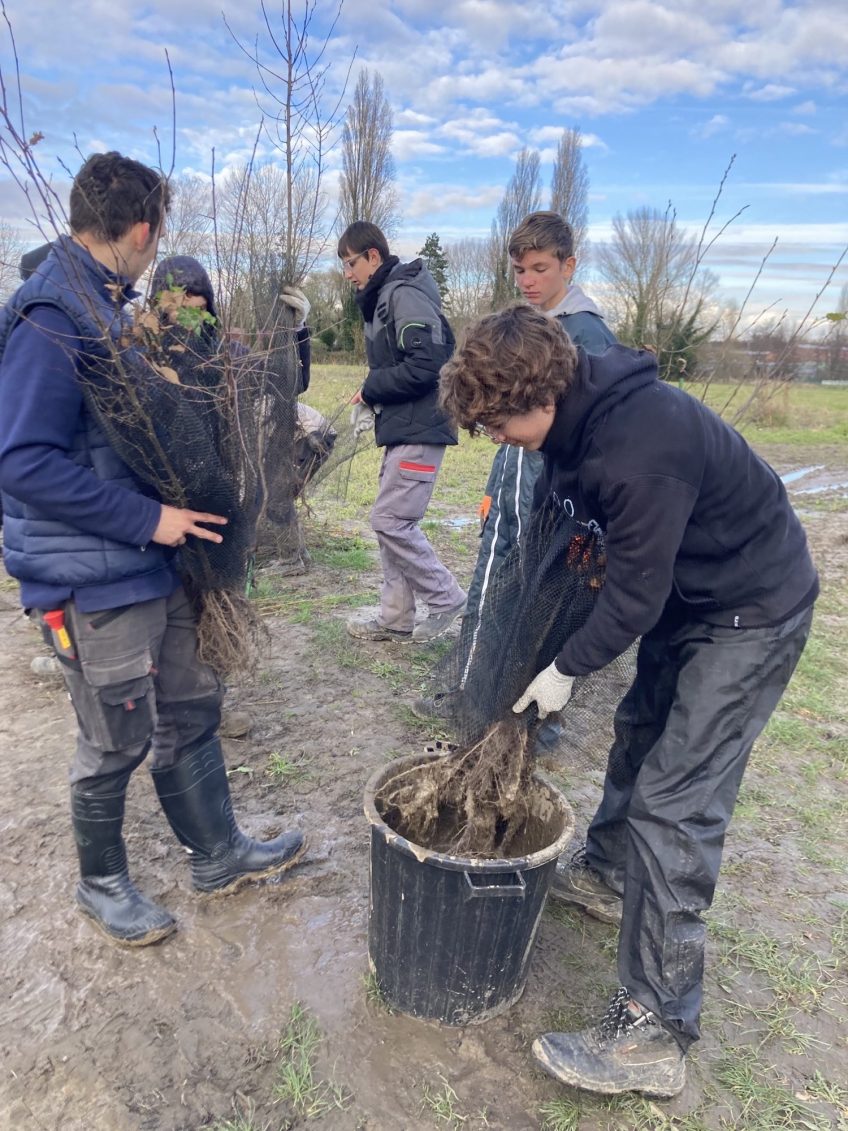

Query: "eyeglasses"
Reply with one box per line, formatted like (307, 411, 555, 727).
(475, 422, 502, 440)
(341, 251, 368, 272)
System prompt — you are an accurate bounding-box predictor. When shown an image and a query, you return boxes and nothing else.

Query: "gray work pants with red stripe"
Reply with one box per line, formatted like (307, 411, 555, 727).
(371, 443, 466, 632)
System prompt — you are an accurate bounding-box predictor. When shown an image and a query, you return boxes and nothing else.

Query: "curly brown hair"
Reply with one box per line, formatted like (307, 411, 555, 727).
(439, 305, 578, 432)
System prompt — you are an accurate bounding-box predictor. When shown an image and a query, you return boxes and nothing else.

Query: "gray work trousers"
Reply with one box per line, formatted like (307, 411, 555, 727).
(370, 443, 466, 632)
(38, 586, 222, 785)
(586, 602, 814, 1051)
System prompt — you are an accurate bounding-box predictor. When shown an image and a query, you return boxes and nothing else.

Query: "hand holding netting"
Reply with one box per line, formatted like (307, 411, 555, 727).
(279, 286, 311, 326)
(512, 661, 575, 719)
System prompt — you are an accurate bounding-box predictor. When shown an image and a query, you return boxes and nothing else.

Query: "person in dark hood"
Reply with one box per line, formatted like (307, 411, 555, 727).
(150, 255, 312, 390)
(338, 221, 466, 643)
(439, 304, 817, 1100)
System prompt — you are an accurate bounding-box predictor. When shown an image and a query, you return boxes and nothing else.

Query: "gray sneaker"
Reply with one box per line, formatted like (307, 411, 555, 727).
(347, 617, 412, 642)
(532, 987, 686, 1098)
(411, 599, 467, 642)
(549, 845, 623, 925)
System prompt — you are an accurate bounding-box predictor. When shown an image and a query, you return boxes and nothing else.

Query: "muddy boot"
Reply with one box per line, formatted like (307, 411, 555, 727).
(549, 843, 623, 925)
(532, 987, 686, 1098)
(72, 772, 177, 947)
(152, 740, 306, 894)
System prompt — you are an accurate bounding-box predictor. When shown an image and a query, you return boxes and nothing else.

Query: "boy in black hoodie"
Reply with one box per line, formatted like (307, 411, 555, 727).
(440, 304, 817, 1099)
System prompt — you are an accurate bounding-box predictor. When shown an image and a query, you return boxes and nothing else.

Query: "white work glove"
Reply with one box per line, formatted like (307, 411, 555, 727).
(279, 286, 311, 326)
(512, 661, 575, 719)
(350, 401, 375, 438)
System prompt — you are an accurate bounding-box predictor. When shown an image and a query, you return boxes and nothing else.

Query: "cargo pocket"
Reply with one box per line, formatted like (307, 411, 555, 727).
(78, 653, 156, 752)
(398, 458, 437, 483)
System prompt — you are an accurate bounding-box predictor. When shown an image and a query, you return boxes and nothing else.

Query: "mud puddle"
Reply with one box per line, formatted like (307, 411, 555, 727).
(781, 463, 848, 498)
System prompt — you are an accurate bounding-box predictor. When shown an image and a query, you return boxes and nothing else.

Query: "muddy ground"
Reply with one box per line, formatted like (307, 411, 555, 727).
(1, 444, 846, 1131)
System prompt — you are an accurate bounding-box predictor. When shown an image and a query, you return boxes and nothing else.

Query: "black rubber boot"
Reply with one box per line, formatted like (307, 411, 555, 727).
(152, 740, 306, 894)
(72, 771, 177, 947)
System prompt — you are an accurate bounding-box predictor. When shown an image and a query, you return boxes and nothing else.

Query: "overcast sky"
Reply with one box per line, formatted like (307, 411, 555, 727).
(2, 0, 847, 324)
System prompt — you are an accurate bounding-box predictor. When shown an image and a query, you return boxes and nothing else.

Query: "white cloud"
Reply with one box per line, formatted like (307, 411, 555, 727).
(403, 183, 503, 219)
(528, 126, 608, 151)
(396, 109, 438, 126)
(746, 83, 796, 101)
(792, 100, 817, 115)
(739, 180, 848, 195)
(694, 114, 730, 139)
(777, 122, 817, 136)
(392, 131, 448, 160)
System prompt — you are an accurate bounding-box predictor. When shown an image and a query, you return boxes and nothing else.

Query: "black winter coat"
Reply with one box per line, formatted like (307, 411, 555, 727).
(535, 346, 818, 676)
(358, 259, 457, 448)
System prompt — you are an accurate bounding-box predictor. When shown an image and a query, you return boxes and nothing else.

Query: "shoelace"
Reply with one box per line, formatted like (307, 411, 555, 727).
(596, 987, 657, 1043)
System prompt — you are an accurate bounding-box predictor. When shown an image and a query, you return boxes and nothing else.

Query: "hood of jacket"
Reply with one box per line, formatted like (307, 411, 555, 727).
(540, 344, 658, 468)
(151, 256, 217, 320)
(546, 283, 606, 321)
(374, 258, 441, 321)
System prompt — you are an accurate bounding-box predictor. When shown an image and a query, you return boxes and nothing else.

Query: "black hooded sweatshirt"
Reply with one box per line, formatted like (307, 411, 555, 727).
(535, 345, 818, 677)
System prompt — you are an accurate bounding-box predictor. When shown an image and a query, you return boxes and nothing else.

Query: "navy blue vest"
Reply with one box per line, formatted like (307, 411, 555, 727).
(0, 236, 174, 593)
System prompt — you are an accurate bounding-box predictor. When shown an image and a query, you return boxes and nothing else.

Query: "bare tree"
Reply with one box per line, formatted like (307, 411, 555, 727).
(216, 162, 292, 329)
(443, 237, 493, 330)
(489, 148, 542, 308)
(157, 175, 213, 261)
(337, 68, 398, 235)
(823, 282, 848, 383)
(595, 204, 719, 378)
(0, 218, 24, 299)
(550, 128, 589, 262)
(302, 267, 349, 348)
(227, 0, 354, 288)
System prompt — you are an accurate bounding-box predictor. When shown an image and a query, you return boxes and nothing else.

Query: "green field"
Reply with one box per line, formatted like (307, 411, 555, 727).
(303, 367, 848, 520)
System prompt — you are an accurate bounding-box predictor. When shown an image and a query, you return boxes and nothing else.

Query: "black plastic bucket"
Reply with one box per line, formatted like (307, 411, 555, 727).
(364, 752, 575, 1025)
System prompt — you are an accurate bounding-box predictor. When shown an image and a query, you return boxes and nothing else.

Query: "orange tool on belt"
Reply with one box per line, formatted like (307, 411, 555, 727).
(43, 609, 73, 652)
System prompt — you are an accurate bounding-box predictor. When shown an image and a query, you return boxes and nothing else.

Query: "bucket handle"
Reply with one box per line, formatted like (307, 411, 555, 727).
(463, 871, 526, 901)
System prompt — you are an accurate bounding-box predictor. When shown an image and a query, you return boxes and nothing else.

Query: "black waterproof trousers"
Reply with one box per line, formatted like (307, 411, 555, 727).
(585, 601, 814, 1051)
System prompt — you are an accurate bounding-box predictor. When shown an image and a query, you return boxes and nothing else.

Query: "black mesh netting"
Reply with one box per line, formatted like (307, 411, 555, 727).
(379, 495, 635, 858)
(80, 308, 302, 675)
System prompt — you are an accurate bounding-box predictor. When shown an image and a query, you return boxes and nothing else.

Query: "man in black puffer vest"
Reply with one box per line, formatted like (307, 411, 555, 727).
(0, 153, 305, 948)
(440, 305, 817, 1101)
(339, 221, 466, 643)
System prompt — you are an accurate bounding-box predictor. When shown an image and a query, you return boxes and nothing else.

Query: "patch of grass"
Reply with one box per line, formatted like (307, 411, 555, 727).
(208, 1099, 269, 1131)
(539, 1097, 580, 1131)
(362, 970, 393, 1013)
(731, 1001, 829, 1055)
(392, 702, 429, 730)
(711, 920, 832, 1009)
(802, 1069, 848, 1111)
(273, 1002, 351, 1120)
(310, 532, 371, 571)
(367, 657, 411, 694)
(310, 617, 348, 649)
(714, 1047, 834, 1130)
(267, 751, 312, 782)
(540, 1004, 586, 1033)
(539, 1091, 713, 1130)
(420, 1074, 468, 1127)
